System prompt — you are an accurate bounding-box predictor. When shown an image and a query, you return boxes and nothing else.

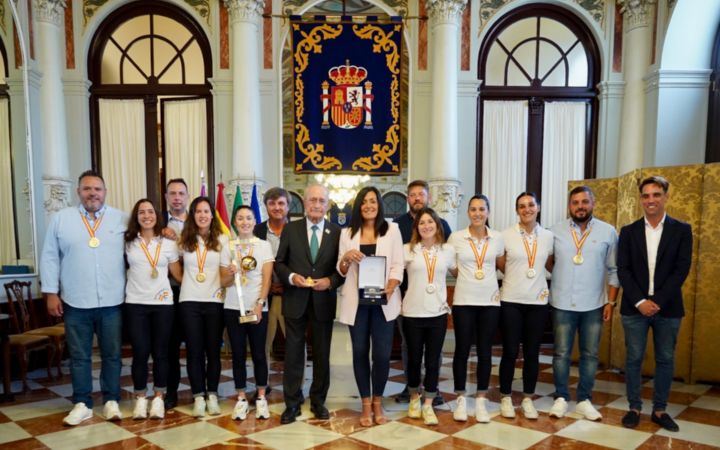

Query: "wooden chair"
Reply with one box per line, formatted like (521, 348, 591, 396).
(3, 281, 56, 391)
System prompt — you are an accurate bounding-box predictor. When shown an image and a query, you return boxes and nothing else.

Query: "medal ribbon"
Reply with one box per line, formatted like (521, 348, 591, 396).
(521, 233, 538, 270)
(196, 243, 209, 276)
(571, 226, 592, 257)
(468, 237, 490, 271)
(422, 248, 437, 286)
(80, 213, 103, 240)
(140, 238, 162, 271)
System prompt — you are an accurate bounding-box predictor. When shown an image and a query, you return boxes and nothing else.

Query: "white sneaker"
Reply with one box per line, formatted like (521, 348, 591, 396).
(453, 395, 468, 421)
(475, 397, 490, 423)
(207, 394, 221, 416)
(422, 404, 438, 425)
(63, 402, 93, 426)
(103, 400, 122, 421)
(408, 396, 422, 419)
(149, 397, 165, 419)
(192, 396, 206, 418)
(521, 397, 538, 419)
(500, 397, 516, 418)
(132, 397, 148, 420)
(255, 398, 270, 419)
(549, 397, 568, 418)
(232, 399, 248, 420)
(575, 399, 603, 421)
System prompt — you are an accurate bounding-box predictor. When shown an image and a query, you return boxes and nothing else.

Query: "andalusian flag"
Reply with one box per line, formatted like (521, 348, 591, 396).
(215, 182, 231, 236)
(231, 185, 243, 234)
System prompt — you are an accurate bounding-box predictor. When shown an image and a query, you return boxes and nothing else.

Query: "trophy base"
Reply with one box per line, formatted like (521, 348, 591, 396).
(239, 313, 258, 324)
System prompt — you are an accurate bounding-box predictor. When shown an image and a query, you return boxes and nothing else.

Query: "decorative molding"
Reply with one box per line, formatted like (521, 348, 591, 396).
(42, 176, 72, 216)
(209, 77, 234, 94)
(184, 0, 210, 25)
(643, 69, 712, 93)
(224, 0, 264, 24)
(597, 80, 625, 99)
(619, 0, 656, 31)
(283, 0, 408, 16)
(458, 79, 481, 97)
(426, 0, 467, 26)
(82, 0, 109, 27)
(428, 178, 463, 218)
(573, 0, 604, 27)
(478, 0, 509, 34)
(34, 0, 67, 26)
(63, 79, 92, 97)
(0, 1, 6, 34)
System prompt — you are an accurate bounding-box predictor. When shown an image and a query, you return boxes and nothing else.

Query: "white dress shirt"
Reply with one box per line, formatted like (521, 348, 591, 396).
(644, 213, 666, 301)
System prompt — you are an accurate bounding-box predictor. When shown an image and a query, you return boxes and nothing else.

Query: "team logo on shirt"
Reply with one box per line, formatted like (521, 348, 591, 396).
(213, 288, 226, 301)
(537, 288, 550, 302)
(491, 290, 500, 303)
(155, 289, 170, 302)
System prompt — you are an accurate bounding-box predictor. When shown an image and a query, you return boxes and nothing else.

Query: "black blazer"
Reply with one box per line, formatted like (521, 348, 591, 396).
(617, 215, 692, 318)
(253, 221, 269, 240)
(274, 218, 342, 321)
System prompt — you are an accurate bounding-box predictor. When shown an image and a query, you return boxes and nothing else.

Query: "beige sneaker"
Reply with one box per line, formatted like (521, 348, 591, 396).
(453, 395, 468, 422)
(575, 399, 602, 421)
(149, 396, 165, 419)
(103, 400, 122, 421)
(63, 402, 93, 426)
(521, 397, 538, 419)
(132, 397, 148, 420)
(232, 399, 248, 420)
(192, 396, 206, 418)
(422, 404, 438, 425)
(549, 397, 568, 418)
(475, 397, 490, 423)
(207, 394, 221, 416)
(500, 396, 516, 418)
(408, 396, 422, 419)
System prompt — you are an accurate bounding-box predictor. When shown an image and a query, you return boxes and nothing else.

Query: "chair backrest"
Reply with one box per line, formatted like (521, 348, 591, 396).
(3, 280, 35, 334)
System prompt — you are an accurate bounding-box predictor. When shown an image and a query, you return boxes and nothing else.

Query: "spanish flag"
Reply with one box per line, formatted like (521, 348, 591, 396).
(215, 182, 232, 236)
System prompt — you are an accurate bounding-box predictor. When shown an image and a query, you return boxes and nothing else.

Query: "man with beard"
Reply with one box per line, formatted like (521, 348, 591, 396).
(547, 186, 619, 421)
(394, 180, 451, 405)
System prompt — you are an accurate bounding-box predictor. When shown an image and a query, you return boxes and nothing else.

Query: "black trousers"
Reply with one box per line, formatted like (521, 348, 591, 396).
(166, 285, 184, 395)
(403, 314, 447, 395)
(224, 310, 269, 390)
(125, 303, 174, 392)
(283, 301, 333, 408)
(452, 305, 500, 393)
(499, 302, 549, 395)
(180, 301, 224, 396)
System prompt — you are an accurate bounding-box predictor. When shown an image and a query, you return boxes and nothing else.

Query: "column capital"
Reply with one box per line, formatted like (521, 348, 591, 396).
(42, 176, 72, 217)
(426, 0, 467, 27)
(619, 0, 656, 31)
(224, 0, 264, 25)
(33, 0, 67, 26)
(428, 178, 463, 230)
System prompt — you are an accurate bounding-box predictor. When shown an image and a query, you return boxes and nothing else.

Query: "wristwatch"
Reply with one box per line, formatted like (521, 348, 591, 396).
(607, 301, 617, 307)
(256, 298, 267, 306)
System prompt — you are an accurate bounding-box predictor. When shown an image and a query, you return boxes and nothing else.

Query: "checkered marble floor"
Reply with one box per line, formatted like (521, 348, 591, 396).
(2, 325, 720, 450)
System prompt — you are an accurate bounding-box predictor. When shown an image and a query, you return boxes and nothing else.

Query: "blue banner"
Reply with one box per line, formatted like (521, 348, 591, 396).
(291, 17, 402, 174)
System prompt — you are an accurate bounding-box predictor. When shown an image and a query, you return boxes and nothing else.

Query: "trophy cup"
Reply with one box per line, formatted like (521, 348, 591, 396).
(233, 251, 258, 324)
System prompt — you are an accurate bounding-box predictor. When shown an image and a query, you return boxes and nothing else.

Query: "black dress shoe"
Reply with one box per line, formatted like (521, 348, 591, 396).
(395, 387, 410, 404)
(432, 392, 444, 407)
(281, 406, 301, 424)
(164, 392, 178, 410)
(651, 412, 679, 432)
(622, 410, 640, 428)
(310, 403, 330, 420)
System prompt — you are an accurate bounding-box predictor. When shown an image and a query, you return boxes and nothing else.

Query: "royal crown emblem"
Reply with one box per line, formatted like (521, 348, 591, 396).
(321, 60, 374, 130)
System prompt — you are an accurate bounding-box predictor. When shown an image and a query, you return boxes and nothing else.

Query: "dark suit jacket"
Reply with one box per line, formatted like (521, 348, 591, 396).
(253, 221, 269, 240)
(274, 218, 342, 321)
(617, 215, 692, 318)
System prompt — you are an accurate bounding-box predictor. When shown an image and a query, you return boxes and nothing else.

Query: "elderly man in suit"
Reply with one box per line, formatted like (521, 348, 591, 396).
(274, 184, 342, 424)
(617, 176, 692, 432)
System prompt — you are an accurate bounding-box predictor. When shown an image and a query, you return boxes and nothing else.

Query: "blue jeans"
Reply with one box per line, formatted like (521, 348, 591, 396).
(64, 304, 122, 407)
(622, 314, 682, 412)
(348, 305, 395, 398)
(552, 307, 603, 402)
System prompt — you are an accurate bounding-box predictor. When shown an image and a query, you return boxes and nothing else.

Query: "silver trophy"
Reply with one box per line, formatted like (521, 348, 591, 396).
(233, 252, 258, 324)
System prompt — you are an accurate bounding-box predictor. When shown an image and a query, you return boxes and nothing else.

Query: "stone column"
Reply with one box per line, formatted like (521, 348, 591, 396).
(34, 0, 72, 218)
(224, 0, 265, 203)
(426, 0, 466, 229)
(617, 0, 655, 174)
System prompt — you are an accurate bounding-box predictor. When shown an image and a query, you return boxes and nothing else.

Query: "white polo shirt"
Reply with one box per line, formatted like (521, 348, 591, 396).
(225, 238, 274, 312)
(448, 227, 504, 307)
(402, 243, 457, 318)
(179, 234, 231, 304)
(125, 236, 179, 305)
(500, 224, 554, 305)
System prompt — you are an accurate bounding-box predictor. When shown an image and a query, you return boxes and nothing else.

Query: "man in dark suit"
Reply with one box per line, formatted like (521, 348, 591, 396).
(617, 176, 692, 432)
(274, 184, 342, 424)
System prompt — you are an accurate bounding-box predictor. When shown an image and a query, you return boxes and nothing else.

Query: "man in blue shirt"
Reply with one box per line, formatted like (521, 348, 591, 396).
(41, 170, 127, 425)
(393, 180, 451, 405)
(547, 186, 619, 421)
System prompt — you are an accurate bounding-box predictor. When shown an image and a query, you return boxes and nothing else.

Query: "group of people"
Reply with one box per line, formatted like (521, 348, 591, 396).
(40, 171, 692, 434)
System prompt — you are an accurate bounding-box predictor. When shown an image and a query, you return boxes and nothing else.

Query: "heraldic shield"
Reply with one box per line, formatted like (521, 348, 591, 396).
(321, 61, 373, 130)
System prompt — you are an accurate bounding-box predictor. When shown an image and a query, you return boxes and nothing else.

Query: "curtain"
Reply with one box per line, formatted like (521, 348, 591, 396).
(481, 100, 528, 232)
(99, 99, 146, 214)
(0, 97, 16, 266)
(163, 98, 207, 199)
(540, 101, 586, 227)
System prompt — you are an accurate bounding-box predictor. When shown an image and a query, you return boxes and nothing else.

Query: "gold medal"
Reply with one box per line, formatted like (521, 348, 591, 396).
(196, 272, 206, 283)
(195, 241, 209, 284)
(571, 225, 592, 266)
(88, 237, 100, 248)
(468, 234, 490, 282)
(151, 268, 159, 279)
(573, 253, 584, 265)
(81, 212, 104, 249)
(140, 238, 162, 279)
(422, 248, 438, 294)
(521, 230, 538, 280)
(306, 277, 315, 286)
(475, 269, 485, 280)
(527, 268, 537, 278)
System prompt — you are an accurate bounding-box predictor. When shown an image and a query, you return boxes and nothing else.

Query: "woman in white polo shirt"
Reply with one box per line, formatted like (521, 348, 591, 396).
(402, 207, 457, 426)
(225, 205, 273, 422)
(498, 192, 553, 420)
(178, 197, 234, 418)
(447, 194, 504, 423)
(124, 199, 183, 420)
